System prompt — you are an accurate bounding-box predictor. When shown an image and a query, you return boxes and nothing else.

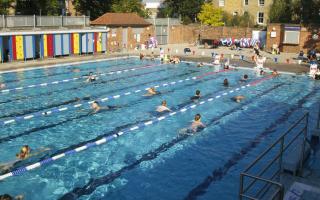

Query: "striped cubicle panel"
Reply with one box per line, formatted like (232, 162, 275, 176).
(41, 34, 54, 58)
(62, 34, 70, 55)
(23, 35, 36, 59)
(54, 34, 62, 56)
(87, 33, 94, 53)
(9, 35, 24, 60)
(70, 33, 81, 55)
(93, 32, 107, 53)
(102, 32, 107, 52)
(0, 36, 2, 62)
(81, 33, 87, 54)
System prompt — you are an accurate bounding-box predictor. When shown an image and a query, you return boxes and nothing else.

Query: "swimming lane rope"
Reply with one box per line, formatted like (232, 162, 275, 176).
(0, 75, 273, 181)
(0, 63, 165, 94)
(0, 69, 233, 126)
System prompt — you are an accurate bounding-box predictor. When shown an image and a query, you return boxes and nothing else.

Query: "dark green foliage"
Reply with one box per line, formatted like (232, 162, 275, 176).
(0, 0, 13, 15)
(269, 0, 320, 25)
(111, 0, 149, 17)
(159, 0, 205, 24)
(15, 0, 61, 15)
(73, 0, 113, 19)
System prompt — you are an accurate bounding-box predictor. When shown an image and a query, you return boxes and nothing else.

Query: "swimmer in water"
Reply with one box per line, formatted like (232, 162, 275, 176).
(1, 146, 50, 172)
(190, 90, 201, 101)
(0, 83, 5, 89)
(156, 100, 171, 113)
(223, 78, 229, 87)
(272, 69, 279, 77)
(191, 114, 206, 132)
(260, 70, 265, 76)
(240, 74, 248, 82)
(197, 63, 204, 67)
(16, 145, 31, 160)
(232, 95, 245, 103)
(0, 194, 24, 200)
(86, 72, 97, 82)
(144, 87, 158, 96)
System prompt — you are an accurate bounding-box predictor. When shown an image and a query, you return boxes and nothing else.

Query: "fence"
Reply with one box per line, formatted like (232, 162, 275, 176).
(146, 18, 181, 45)
(0, 15, 90, 28)
(239, 112, 309, 200)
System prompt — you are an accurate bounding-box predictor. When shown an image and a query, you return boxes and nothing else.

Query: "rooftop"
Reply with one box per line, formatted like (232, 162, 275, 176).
(91, 13, 151, 27)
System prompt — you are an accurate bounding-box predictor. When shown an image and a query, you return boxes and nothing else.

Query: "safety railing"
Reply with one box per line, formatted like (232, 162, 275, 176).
(239, 112, 309, 200)
(1, 15, 90, 28)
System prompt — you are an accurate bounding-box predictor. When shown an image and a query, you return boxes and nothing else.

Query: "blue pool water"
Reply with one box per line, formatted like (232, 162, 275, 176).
(0, 57, 319, 200)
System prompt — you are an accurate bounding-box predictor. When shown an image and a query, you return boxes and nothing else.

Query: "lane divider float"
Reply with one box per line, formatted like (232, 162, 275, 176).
(0, 63, 165, 94)
(0, 69, 233, 126)
(0, 75, 273, 181)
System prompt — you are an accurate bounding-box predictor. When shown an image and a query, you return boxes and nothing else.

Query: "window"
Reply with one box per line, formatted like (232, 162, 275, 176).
(244, 0, 248, 5)
(284, 31, 300, 44)
(257, 12, 264, 24)
(258, 0, 264, 6)
(219, 0, 225, 7)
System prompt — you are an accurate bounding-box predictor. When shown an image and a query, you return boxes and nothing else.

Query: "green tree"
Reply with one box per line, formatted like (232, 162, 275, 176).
(0, 0, 13, 15)
(197, 3, 224, 26)
(15, 0, 61, 15)
(111, 0, 149, 17)
(269, 0, 320, 24)
(159, 0, 205, 24)
(269, 0, 292, 23)
(223, 11, 254, 27)
(73, 0, 113, 20)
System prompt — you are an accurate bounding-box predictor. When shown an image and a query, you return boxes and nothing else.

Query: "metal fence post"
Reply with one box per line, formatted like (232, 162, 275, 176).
(83, 15, 86, 27)
(317, 104, 320, 129)
(239, 174, 244, 200)
(61, 15, 63, 27)
(299, 113, 309, 176)
(33, 14, 36, 28)
(1, 15, 4, 29)
(279, 137, 284, 173)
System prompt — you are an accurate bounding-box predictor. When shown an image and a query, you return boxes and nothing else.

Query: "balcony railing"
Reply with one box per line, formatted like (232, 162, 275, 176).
(0, 15, 90, 29)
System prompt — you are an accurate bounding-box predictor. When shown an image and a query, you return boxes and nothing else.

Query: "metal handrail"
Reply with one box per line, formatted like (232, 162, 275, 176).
(240, 173, 284, 200)
(243, 113, 308, 173)
(239, 113, 309, 200)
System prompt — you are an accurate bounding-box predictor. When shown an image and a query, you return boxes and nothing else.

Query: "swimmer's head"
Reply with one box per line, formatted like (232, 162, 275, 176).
(244, 74, 248, 79)
(161, 100, 167, 106)
(224, 78, 228, 83)
(150, 87, 156, 92)
(194, 114, 201, 121)
(0, 194, 13, 200)
(92, 101, 100, 109)
(196, 90, 200, 96)
(21, 145, 30, 153)
(89, 72, 93, 75)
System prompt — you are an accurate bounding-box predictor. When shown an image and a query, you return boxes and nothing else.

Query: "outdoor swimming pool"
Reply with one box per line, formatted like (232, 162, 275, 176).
(0, 57, 319, 200)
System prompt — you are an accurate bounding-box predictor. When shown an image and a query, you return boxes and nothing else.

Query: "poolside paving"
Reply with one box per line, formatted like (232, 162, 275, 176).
(0, 44, 311, 74)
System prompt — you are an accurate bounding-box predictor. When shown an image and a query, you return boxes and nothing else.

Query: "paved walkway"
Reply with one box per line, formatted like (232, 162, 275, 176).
(0, 44, 310, 74)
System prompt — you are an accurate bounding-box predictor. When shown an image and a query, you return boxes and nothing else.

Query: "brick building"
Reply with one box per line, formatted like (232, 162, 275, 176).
(212, 0, 273, 26)
(266, 23, 320, 53)
(91, 13, 154, 51)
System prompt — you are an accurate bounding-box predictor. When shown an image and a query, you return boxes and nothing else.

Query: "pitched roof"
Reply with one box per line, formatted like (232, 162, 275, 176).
(91, 13, 151, 27)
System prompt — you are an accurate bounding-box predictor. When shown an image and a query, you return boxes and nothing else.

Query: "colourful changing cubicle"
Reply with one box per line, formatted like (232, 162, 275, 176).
(0, 30, 108, 62)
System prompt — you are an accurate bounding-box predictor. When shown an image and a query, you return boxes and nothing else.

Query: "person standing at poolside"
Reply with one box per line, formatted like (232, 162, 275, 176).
(254, 54, 266, 70)
(160, 48, 164, 61)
